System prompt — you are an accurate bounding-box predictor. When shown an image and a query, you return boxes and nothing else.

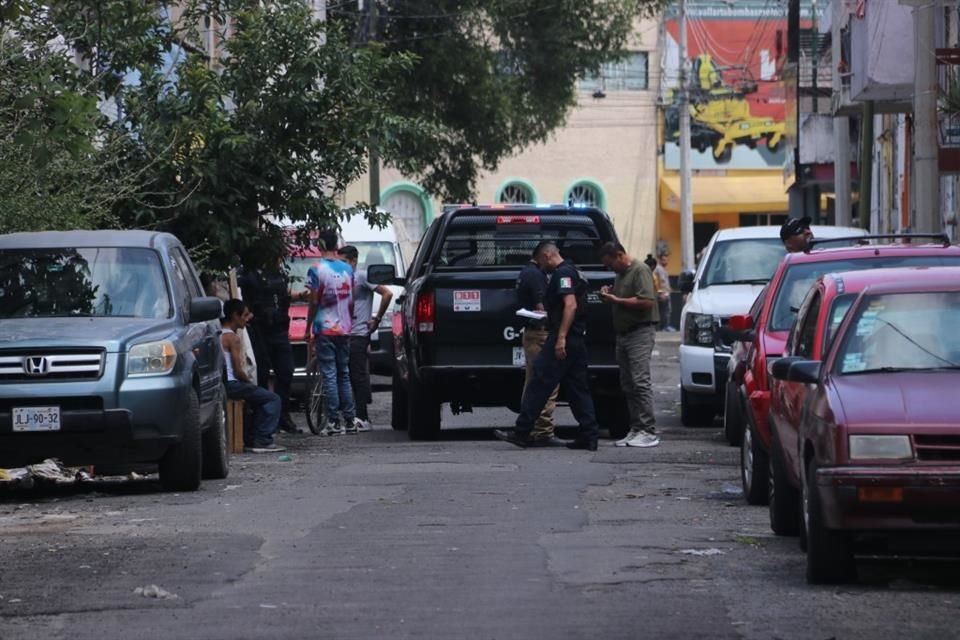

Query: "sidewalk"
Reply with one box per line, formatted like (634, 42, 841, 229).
(655, 329, 682, 344)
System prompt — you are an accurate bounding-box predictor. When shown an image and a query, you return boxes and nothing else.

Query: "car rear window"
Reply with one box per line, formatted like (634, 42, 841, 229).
(435, 216, 603, 268)
(0, 247, 172, 319)
(770, 254, 960, 331)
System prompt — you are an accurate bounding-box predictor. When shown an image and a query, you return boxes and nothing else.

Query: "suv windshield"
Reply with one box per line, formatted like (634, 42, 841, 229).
(770, 254, 960, 331)
(700, 238, 785, 287)
(837, 291, 960, 374)
(0, 247, 171, 319)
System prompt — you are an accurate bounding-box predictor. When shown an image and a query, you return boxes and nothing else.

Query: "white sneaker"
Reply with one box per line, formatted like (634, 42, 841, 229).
(355, 419, 372, 432)
(626, 432, 660, 448)
(614, 429, 643, 447)
(319, 422, 344, 437)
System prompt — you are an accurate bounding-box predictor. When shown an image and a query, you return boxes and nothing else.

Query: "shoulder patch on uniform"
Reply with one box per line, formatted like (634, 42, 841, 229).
(560, 277, 573, 288)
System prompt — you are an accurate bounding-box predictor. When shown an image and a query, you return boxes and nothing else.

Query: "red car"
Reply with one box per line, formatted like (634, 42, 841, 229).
(726, 235, 960, 506)
(768, 266, 960, 583)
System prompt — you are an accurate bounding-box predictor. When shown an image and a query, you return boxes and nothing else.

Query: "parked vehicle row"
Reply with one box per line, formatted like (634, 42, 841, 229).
(707, 230, 960, 583)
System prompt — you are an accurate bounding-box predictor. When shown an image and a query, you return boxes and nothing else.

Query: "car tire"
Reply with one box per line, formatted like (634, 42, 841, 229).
(680, 388, 715, 427)
(803, 457, 856, 584)
(723, 382, 744, 446)
(391, 369, 408, 431)
(407, 380, 440, 441)
(741, 414, 769, 505)
(159, 389, 202, 492)
(597, 395, 630, 440)
(768, 427, 800, 536)
(201, 395, 229, 480)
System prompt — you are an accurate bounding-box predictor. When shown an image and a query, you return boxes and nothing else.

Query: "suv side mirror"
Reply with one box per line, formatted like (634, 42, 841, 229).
(190, 296, 223, 323)
(678, 271, 695, 294)
(368, 263, 401, 286)
(771, 357, 821, 384)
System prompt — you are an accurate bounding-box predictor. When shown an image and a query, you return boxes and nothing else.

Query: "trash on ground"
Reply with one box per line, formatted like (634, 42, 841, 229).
(679, 548, 726, 557)
(134, 584, 179, 600)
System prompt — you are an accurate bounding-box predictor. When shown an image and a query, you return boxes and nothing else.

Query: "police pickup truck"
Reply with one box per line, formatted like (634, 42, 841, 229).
(374, 204, 628, 441)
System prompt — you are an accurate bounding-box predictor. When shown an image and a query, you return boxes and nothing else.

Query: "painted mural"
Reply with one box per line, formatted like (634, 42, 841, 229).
(662, 4, 788, 170)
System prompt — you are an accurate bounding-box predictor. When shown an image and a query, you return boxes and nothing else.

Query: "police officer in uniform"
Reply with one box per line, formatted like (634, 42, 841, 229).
(515, 248, 560, 445)
(238, 259, 299, 433)
(496, 241, 600, 451)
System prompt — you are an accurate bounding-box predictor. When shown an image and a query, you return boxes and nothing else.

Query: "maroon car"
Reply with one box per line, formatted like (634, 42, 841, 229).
(769, 266, 960, 584)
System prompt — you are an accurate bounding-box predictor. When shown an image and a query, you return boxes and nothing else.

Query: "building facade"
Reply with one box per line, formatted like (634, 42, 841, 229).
(344, 18, 661, 264)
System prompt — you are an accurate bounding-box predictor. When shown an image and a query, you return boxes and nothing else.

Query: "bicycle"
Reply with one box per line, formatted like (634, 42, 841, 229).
(303, 355, 327, 435)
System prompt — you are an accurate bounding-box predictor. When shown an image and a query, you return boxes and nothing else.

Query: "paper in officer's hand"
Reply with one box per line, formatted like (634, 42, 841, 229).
(516, 308, 547, 321)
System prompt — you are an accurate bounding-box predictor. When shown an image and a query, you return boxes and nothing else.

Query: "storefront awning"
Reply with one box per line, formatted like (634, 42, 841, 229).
(659, 174, 789, 215)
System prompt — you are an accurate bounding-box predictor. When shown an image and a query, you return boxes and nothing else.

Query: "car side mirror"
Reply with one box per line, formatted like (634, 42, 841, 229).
(719, 327, 755, 343)
(679, 271, 695, 294)
(728, 314, 753, 331)
(771, 356, 821, 383)
(368, 263, 402, 286)
(190, 296, 222, 323)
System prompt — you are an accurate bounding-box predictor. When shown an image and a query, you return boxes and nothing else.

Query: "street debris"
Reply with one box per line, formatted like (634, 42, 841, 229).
(134, 585, 179, 600)
(0, 459, 153, 491)
(679, 548, 726, 557)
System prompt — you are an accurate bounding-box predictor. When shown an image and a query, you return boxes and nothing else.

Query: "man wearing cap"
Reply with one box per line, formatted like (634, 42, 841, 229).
(780, 216, 814, 253)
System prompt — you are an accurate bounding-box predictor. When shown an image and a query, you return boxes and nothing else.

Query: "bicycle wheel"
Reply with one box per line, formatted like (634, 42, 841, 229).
(304, 357, 326, 435)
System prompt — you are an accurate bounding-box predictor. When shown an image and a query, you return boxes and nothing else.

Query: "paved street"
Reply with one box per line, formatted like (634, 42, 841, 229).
(1, 337, 958, 640)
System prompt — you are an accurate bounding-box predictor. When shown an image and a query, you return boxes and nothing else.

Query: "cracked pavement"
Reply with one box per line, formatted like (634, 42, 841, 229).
(1, 336, 958, 639)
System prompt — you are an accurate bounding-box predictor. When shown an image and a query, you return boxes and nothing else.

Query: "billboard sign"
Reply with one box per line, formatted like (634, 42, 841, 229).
(662, 4, 788, 170)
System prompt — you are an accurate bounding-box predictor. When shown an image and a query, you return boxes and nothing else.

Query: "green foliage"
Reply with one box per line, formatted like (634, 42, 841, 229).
(329, 0, 664, 201)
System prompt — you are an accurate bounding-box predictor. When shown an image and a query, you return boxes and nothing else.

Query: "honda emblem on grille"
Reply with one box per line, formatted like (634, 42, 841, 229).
(23, 356, 50, 376)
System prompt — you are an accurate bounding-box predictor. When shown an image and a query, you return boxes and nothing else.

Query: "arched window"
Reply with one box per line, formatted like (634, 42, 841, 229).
(565, 180, 606, 210)
(381, 182, 432, 258)
(496, 180, 537, 204)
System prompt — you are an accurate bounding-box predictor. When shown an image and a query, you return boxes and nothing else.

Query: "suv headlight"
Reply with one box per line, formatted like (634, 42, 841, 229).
(684, 312, 715, 347)
(848, 435, 913, 461)
(128, 340, 177, 377)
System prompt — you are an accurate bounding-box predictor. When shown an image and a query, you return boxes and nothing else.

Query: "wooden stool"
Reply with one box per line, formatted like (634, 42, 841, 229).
(226, 399, 245, 454)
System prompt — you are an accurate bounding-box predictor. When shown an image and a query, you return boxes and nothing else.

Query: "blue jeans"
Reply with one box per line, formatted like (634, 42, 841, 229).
(226, 381, 281, 447)
(315, 335, 355, 425)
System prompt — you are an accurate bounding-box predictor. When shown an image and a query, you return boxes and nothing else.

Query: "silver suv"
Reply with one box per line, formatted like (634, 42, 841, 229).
(0, 230, 228, 491)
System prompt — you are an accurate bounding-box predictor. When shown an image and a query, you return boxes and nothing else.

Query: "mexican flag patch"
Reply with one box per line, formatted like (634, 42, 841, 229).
(560, 277, 573, 288)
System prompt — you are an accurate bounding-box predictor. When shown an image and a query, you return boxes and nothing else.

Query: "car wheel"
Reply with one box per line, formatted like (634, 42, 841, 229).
(768, 428, 800, 535)
(597, 395, 630, 440)
(680, 388, 715, 427)
(159, 389, 202, 492)
(391, 369, 409, 431)
(803, 457, 856, 584)
(741, 416, 769, 505)
(723, 382, 744, 446)
(407, 380, 441, 441)
(304, 359, 326, 435)
(201, 395, 229, 480)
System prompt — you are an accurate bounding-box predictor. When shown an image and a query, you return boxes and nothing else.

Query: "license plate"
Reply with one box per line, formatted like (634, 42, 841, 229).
(12, 406, 61, 432)
(512, 347, 526, 367)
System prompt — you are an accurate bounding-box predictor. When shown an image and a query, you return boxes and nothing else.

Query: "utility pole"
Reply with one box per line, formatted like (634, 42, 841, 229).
(832, 0, 851, 226)
(679, 0, 694, 273)
(912, 2, 939, 233)
(367, 0, 381, 207)
(858, 100, 874, 229)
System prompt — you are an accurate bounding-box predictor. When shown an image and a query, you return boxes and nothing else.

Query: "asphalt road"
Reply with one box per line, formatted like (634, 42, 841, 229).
(1, 336, 958, 639)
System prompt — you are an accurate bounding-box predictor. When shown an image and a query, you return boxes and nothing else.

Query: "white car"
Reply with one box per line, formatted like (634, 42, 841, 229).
(677, 224, 865, 426)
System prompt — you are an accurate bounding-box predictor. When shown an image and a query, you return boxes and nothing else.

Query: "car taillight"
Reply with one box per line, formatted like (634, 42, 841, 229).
(416, 291, 435, 333)
(392, 311, 403, 337)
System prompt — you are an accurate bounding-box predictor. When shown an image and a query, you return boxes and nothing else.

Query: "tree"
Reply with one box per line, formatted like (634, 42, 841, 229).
(328, 0, 665, 201)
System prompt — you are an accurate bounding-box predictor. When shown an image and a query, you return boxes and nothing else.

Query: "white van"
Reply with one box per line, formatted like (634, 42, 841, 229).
(339, 213, 406, 375)
(677, 224, 865, 426)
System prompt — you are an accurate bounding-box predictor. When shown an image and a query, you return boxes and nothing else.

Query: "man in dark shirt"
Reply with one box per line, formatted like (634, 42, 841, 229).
(516, 251, 560, 445)
(238, 258, 299, 433)
(496, 241, 600, 451)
